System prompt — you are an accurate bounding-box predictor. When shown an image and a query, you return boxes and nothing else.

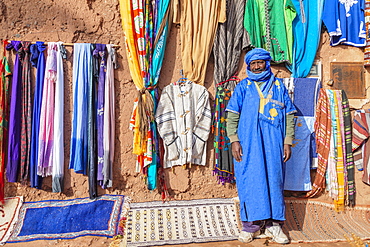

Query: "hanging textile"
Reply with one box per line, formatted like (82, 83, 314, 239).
(173, 0, 226, 84)
(307, 89, 331, 197)
(18, 42, 32, 184)
(322, 0, 366, 47)
(244, 0, 296, 63)
(52, 42, 66, 193)
(365, 0, 370, 65)
(352, 109, 370, 185)
(288, 0, 324, 77)
(155, 81, 212, 168)
(29, 41, 46, 188)
(102, 44, 118, 189)
(93, 44, 106, 189)
(342, 91, 355, 206)
(212, 0, 249, 183)
(6, 41, 22, 183)
(69, 43, 92, 175)
(38, 42, 57, 177)
(0, 40, 11, 202)
(120, 0, 172, 191)
(87, 44, 98, 199)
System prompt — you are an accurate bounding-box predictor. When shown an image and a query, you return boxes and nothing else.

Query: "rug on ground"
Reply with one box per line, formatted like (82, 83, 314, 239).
(284, 199, 370, 243)
(7, 194, 130, 243)
(124, 198, 239, 246)
(0, 196, 23, 245)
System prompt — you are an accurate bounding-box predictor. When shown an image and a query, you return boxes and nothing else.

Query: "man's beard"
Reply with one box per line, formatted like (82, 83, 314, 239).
(251, 67, 264, 73)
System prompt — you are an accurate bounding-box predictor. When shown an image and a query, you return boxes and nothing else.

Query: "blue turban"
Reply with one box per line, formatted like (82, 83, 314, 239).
(245, 48, 273, 82)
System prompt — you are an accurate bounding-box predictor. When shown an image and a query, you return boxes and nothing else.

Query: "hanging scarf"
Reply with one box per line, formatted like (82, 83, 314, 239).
(38, 42, 57, 177)
(102, 44, 117, 189)
(18, 41, 32, 184)
(342, 91, 355, 206)
(29, 42, 46, 188)
(307, 89, 331, 197)
(52, 42, 66, 193)
(212, 0, 248, 184)
(120, 0, 172, 192)
(0, 40, 11, 202)
(93, 44, 107, 188)
(6, 41, 22, 183)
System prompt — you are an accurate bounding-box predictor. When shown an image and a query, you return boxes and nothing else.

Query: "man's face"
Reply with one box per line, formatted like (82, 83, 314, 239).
(250, 60, 266, 74)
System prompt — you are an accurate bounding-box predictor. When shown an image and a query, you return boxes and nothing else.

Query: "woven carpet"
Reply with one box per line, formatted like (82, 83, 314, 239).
(0, 196, 23, 245)
(283, 199, 370, 243)
(7, 194, 130, 243)
(124, 198, 239, 246)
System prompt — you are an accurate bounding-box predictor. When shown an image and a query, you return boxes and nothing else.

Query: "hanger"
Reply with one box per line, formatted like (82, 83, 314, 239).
(176, 69, 187, 85)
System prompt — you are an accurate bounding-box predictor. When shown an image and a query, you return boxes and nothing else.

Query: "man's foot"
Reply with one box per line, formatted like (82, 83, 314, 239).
(265, 225, 289, 244)
(238, 230, 261, 243)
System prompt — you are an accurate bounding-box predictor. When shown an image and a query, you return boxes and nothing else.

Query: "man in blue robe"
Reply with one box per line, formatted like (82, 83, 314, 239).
(226, 48, 296, 244)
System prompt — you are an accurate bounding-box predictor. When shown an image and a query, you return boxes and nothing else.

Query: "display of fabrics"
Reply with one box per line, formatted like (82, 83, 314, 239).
(307, 89, 355, 209)
(365, 0, 370, 65)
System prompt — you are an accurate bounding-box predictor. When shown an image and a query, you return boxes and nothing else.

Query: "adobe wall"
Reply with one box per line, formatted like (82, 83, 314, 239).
(0, 0, 369, 205)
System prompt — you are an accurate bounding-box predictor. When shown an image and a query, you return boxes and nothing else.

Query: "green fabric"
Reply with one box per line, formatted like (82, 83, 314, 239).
(244, 0, 296, 63)
(226, 111, 295, 145)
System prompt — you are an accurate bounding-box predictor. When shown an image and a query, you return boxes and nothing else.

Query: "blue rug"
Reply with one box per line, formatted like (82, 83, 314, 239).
(7, 194, 130, 243)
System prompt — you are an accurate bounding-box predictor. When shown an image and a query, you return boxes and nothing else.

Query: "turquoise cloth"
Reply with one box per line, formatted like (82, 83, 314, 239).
(289, 0, 324, 77)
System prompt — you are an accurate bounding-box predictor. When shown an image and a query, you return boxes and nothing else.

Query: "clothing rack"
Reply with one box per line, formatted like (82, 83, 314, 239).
(4, 40, 120, 48)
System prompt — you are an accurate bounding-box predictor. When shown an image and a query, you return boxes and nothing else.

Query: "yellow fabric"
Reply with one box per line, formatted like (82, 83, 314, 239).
(176, 0, 226, 85)
(254, 81, 268, 114)
(119, 0, 144, 90)
(333, 91, 345, 212)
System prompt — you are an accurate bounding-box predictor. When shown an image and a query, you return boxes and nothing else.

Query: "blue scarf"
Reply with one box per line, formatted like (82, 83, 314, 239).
(245, 48, 273, 82)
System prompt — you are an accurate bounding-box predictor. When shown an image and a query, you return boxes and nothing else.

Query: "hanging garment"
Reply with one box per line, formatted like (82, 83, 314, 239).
(102, 44, 117, 188)
(29, 42, 46, 188)
(69, 43, 92, 175)
(284, 116, 314, 191)
(38, 42, 57, 177)
(18, 42, 32, 184)
(352, 110, 370, 185)
(212, 0, 249, 183)
(93, 44, 106, 188)
(155, 81, 212, 168)
(226, 77, 296, 222)
(6, 41, 22, 183)
(365, 0, 370, 65)
(244, 0, 296, 63)
(52, 42, 66, 193)
(322, 0, 366, 46)
(174, 0, 226, 84)
(289, 0, 324, 77)
(0, 40, 11, 202)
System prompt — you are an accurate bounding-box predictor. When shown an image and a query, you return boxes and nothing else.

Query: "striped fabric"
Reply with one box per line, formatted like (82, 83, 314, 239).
(341, 91, 355, 206)
(352, 110, 370, 185)
(307, 89, 331, 197)
(212, 0, 249, 183)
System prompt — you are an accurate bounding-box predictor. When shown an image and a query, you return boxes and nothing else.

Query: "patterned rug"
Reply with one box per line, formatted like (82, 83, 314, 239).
(124, 198, 239, 246)
(0, 196, 23, 245)
(7, 194, 130, 243)
(284, 199, 370, 243)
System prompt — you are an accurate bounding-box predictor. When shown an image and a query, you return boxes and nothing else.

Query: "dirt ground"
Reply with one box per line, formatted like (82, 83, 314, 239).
(1, 0, 370, 246)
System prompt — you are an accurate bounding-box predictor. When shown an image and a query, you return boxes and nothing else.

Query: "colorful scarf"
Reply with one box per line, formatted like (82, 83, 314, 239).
(307, 89, 331, 197)
(120, 0, 172, 192)
(0, 40, 11, 202)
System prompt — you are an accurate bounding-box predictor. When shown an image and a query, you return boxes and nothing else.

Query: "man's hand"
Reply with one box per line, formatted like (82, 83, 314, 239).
(284, 144, 292, 162)
(232, 142, 243, 162)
